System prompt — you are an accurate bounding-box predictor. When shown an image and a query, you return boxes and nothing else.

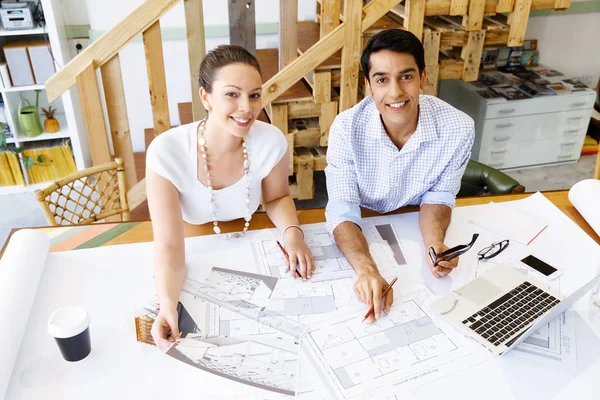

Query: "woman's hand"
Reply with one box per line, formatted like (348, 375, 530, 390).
(284, 227, 315, 280)
(151, 305, 181, 352)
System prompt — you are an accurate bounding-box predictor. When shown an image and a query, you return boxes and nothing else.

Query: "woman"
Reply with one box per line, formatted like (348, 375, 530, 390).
(146, 45, 314, 350)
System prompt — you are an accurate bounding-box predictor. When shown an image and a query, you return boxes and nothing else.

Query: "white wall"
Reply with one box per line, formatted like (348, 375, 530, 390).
(526, 13, 600, 88)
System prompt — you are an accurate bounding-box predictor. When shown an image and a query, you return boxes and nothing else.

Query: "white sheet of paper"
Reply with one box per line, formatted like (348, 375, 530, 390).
(469, 202, 548, 245)
(0, 230, 49, 400)
(569, 179, 600, 238)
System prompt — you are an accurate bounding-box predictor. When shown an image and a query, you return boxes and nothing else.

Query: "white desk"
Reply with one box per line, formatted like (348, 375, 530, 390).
(2, 193, 600, 400)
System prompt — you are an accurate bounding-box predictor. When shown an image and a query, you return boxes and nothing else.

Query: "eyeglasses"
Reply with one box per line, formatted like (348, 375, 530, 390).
(429, 233, 479, 267)
(477, 239, 510, 260)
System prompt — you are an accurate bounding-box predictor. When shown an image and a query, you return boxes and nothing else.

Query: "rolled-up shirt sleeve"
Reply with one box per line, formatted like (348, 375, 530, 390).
(420, 124, 475, 208)
(325, 118, 362, 236)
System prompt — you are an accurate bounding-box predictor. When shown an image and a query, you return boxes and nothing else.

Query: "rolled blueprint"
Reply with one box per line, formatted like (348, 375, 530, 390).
(569, 179, 600, 238)
(0, 230, 49, 400)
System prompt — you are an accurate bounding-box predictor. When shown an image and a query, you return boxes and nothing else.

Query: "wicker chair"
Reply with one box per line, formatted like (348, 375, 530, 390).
(35, 158, 130, 226)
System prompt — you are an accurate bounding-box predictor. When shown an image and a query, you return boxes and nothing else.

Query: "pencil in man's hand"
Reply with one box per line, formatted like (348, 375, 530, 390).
(362, 277, 398, 323)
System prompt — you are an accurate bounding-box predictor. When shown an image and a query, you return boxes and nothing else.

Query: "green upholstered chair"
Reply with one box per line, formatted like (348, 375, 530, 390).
(458, 160, 525, 197)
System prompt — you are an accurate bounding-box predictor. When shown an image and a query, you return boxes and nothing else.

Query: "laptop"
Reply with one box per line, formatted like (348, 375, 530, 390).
(431, 264, 600, 355)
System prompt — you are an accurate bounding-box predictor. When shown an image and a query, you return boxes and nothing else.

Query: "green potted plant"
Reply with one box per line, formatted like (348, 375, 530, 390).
(0, 121, 49, 170)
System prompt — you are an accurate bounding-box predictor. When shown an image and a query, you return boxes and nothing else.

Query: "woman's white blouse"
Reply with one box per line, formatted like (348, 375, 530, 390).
(146, 120, 287, 224)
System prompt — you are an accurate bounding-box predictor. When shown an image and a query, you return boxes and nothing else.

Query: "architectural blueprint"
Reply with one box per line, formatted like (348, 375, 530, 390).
(254, 221, 395, 283)
(165, 267, 304, 396)
(513, 311, 576, 369)
(301, 284, 490, 400)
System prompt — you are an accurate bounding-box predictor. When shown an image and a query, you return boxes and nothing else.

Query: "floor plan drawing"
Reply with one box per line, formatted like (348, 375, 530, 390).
(301, 285, 490, 400)
(162, 267, 306, 396)
(254, 221, 395, 284)
(513, 311, 576, 368)
(168, 334, 299, 396)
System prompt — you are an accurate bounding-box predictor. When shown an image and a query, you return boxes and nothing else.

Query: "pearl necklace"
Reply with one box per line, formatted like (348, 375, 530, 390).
(198, 119, 252, 239)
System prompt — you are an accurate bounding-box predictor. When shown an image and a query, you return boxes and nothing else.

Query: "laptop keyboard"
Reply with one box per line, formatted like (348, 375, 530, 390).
(461, 281, 560, 347)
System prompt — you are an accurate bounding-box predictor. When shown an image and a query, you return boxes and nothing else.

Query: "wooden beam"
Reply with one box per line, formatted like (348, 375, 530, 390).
(270, 102, 294, 175)
(143, 21, 171, 136)
(424, 29, 441, 66)
(319, 101, 337, 146)
(46, 0, 180, 102)
(423, 29, 441, 95)
(127, 178, 147, 211)
(295, 147, 314, 200)
(424, 65, 439, 95)
(288, 101, 322, 119)
(76, 63, 111, 166)
(496, 0, 513, 12)
(313, 71, 332, 103)
(261, 0, 402, 106)
(279, 0, 298, 70)
(271, 104, 289, 134)
(362, 0, 405, 30)
(228, 0, 256, 55)
(285, 134, 294, 176)
(184, 0, 207, 121)
(262, 25, 344, 106)
(508, 0, 533, 46)
(100, 54, 137, 190)
(320, 0, 340, 38)
(553, 0, 570, 9)
(449, 0, 468, 15)
(439, 29, 509, 49)
(404, 0, 426, 41)
(463, 0, 486, 31)
(461, 30, 486, 81)
(439, 59, 464, 79)
(340, 0, 362, 111)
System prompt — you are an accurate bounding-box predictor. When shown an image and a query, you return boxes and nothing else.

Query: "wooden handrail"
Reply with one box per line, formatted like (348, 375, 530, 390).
(45, 0, 180, 102)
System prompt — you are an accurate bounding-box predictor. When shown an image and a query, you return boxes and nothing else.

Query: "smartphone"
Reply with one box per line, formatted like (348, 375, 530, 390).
(520, 255, 562, 280)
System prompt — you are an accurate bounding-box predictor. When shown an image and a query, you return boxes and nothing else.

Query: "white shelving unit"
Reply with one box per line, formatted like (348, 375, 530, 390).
(0, 0, 89, 195)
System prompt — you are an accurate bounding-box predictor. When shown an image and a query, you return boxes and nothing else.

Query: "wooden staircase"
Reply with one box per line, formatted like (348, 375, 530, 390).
(43, 0, 584, 222)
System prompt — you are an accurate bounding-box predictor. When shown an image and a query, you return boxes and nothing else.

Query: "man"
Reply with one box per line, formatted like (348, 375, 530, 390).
(325, 29, 475, 322)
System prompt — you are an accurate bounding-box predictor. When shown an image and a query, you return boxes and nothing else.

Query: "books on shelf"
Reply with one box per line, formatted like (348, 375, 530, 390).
(0, 96, 11, 137)
(0, 151, 24, 186)
(23, 140, 76, 184)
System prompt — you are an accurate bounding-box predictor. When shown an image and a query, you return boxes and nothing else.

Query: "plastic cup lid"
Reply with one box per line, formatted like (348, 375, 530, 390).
(48, 306, 90, 339)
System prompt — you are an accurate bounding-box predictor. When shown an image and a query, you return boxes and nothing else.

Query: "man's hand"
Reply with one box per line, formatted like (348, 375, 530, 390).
(426, 240, 459, 278)
(353, 271, 394, 323)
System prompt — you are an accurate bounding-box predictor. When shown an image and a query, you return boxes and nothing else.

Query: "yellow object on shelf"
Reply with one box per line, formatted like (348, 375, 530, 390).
(23, 142, 77, 184)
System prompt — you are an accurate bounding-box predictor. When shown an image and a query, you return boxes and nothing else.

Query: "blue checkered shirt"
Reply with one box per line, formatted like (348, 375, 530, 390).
(325, 95, 475, 235)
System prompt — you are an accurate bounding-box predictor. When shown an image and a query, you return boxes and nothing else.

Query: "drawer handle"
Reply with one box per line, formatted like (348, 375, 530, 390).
(564, 128, 579, 134)
(493, 136, 510, 141)
(570, 102, 587, 108)
(561, 141, 576, 146)
(491, 150, 507, 154)
(498, 108, 515, 114)
(495, 123, 513, 129)
(567, 116, 583, 121)
(557, 154, 572, 160)
(489, 162, 505, 167)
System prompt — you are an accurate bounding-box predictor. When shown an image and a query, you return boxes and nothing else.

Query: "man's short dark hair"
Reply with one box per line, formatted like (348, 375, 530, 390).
(361, 29, 426, 81)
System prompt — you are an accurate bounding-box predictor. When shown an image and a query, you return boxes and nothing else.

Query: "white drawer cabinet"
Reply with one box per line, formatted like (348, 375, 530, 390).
(438, 79, 596, 170)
